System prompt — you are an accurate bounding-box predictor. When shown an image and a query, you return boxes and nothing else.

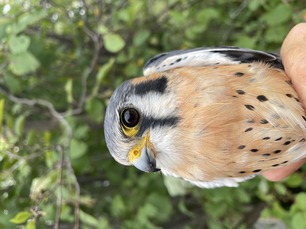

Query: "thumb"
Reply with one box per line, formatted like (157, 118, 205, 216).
(263, 23, 306, 181)
(280, 23, 306, 104)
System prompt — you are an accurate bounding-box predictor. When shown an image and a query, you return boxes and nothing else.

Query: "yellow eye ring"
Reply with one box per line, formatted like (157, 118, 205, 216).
(120, 108, 141, 137)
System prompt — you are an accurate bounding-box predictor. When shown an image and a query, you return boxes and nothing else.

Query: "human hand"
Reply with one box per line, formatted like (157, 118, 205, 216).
(262, 23, 306, 181)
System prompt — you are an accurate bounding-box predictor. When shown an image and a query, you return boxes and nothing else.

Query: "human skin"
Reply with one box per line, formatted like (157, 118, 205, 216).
(262, 23, 306, 181)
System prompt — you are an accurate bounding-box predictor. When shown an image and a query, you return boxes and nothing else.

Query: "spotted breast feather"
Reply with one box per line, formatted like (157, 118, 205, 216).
(141, 47, 306, 188)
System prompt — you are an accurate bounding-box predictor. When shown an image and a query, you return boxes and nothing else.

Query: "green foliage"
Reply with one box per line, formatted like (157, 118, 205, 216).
(0, 0, 306, 228)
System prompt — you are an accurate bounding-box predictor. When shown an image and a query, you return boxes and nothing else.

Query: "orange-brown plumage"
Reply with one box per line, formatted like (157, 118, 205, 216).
(160, 63, 306, 183)
(104, 47, 306, 188)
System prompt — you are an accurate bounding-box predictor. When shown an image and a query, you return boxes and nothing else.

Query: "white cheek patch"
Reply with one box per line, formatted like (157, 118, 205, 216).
(149, 126, 182, 170)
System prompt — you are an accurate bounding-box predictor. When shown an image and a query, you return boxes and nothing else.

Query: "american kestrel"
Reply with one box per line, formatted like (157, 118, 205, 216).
(104, 47, 306, 188)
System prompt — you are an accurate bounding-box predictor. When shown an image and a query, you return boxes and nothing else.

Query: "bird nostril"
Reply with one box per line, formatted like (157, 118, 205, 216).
(132, 149, 140, 158)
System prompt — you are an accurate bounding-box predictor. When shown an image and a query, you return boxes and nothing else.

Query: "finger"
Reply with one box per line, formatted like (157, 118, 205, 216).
(280, 23, 306, 104)
(262, 158, 306, 181)
(263, 23, 306, 181)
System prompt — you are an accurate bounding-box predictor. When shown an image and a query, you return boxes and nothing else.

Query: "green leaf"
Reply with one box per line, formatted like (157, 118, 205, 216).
(111, 195, 125, 217)
(163, 176, 191, 196)
(9, 52, 40, 75)
(258, 179, 269, 194)
(0, 99, 4, 134)
(85, 98, 104, 123)
(147, 193, 172, 222)
(0, 18, 10, 40)
(74, 125, 90, 139)
(291, 212, 306, 229)
(284, 173, 303, 187)
(80, 210, 99, 227)
(14, 115, 26, 136)
(97, 25, 108, 35)
(103, 33, 125, 53)
(65, 79, 73, 104)
(4, 74, 22, 93)
(97, 58, 115, 84)
(89, 58, 115, 99)
(70, 138, 88, 159)
(169, 11, 187, 25)
(265, 25, 287, 43)
(25, 220, 36, 229)
(30, 171, 57, 199)
(8, 35, 30, 54)
(234, 35, 257, 49)
(133, 30, 150, 46)
(11, 10, 48, 34)
(261, 4, 292, 26)
(10, 211, 32, 224)
(196, 8, 219, 24)
(274, 183, 287, 196)
(295, 193, 306, 211)
(248, 0, 265, 11)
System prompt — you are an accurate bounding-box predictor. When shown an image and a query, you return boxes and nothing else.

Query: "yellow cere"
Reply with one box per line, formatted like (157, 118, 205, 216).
(128, 132, 151, 162)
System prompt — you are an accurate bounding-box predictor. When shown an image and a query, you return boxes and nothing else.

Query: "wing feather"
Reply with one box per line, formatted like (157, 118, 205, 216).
(143, 46, 282, 76)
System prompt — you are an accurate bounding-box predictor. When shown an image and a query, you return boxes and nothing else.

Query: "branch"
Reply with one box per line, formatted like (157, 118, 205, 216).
(60, 25, 102, 117)
(0, 87, 72, 144)
(1, 150, 41, 175)
(54, 145, 64, 229)
(0, 87, 80, 228)
(233, 202, 266, 229)
(221, 0, 249, 43)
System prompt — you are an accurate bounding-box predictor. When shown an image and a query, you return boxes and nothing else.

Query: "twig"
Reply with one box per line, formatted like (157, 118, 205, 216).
(221, 0, 249, 43)
(1, 149, 42, 175)
(66, 151, 81, 229)
(0, 87, 81, 228)
(0, 88, 72, 145)
(54, 145, 64, 229)
(233, 202, 267, 229)
(60, 26, 102, 118)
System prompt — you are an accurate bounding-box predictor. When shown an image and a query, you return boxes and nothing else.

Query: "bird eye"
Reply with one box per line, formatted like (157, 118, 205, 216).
(120, 108, 140, 128)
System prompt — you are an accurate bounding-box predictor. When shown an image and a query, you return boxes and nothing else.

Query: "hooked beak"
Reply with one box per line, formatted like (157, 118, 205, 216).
(128, 133, 160, 173)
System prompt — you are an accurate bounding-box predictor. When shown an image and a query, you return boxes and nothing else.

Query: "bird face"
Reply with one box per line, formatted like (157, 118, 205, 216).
(104, 47, 306, 188)
(104, 74, 180, 173)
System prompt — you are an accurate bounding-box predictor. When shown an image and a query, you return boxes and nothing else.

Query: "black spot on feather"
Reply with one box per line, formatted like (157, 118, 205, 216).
(236, 90, 245, 95)
(262, 153, 270, 157)
(274, 150, 282, 154)
(235, 72, 244, 77)
(238, 145, 246, 150)
(245, 104, 255, 110)
(283, 141, 291, 145)
(253, 169, 261, 173)
(257, 95, 268, 102)
(260, 119, 269, 124)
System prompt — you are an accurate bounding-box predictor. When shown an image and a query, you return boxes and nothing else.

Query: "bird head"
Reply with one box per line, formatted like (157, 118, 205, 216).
(104, 74, 179, 173)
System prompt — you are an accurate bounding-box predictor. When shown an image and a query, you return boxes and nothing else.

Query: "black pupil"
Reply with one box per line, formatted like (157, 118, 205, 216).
(122, 108, 139, 128)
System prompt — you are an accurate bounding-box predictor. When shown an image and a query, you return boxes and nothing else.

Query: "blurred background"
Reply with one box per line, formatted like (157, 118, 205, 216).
(0, 0, 306, 228)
